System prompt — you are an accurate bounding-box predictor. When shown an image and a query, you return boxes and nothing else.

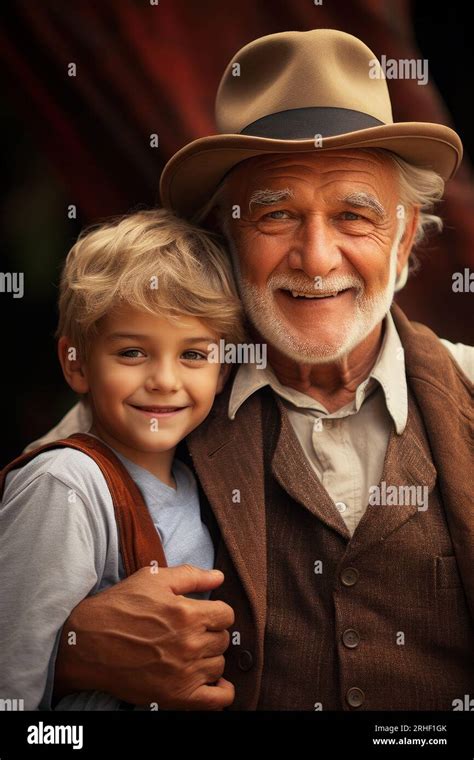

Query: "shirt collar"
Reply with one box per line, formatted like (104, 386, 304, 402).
(228, 311, 408, 434)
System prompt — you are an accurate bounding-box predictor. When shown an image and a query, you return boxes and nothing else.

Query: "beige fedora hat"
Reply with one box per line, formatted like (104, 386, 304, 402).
(160, 28, 462, 219)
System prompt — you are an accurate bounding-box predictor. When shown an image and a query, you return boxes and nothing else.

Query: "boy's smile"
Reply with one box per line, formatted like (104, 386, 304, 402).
(59, 304, 230, 485)
(130, 405, 190, 418)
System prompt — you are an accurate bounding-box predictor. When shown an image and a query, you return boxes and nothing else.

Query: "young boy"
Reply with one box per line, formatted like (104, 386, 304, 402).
(0, 208, 246, 711)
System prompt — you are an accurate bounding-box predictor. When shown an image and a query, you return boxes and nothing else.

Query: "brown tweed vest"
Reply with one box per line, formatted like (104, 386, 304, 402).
(184, 304, 474, 710)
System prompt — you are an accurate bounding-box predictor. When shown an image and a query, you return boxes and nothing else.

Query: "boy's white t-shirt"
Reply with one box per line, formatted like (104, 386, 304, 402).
(0, 440, 214, 711)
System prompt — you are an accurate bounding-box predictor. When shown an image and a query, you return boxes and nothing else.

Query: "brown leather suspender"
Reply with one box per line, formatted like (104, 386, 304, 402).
(0, 433, 168, 574)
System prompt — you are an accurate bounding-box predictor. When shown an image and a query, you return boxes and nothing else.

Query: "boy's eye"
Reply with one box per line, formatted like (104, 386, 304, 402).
(182, 350, 208, 361)
(119, 349, 145, 359)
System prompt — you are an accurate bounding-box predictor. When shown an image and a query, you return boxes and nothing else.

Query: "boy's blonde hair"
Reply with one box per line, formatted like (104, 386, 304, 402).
(56, 208, 247, 359)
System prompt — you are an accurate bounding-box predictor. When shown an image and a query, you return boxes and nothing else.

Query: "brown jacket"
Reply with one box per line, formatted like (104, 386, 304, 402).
(181, 303, 474, 709)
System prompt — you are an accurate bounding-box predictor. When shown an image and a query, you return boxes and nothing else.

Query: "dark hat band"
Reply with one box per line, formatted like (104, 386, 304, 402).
(239, 106, 385, 139)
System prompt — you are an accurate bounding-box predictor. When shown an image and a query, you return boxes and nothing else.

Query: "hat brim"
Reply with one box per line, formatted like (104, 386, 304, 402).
(159, 122, 462, 219)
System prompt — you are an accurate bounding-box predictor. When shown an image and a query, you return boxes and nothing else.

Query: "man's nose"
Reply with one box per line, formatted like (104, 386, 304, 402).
(288, 216, 342, 278)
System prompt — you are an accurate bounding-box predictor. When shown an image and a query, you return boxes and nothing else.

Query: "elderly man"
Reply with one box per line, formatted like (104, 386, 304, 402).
(23, 29, 474, 710)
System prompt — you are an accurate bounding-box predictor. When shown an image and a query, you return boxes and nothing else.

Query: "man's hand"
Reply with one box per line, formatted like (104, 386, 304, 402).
(53, 565, 235, 710)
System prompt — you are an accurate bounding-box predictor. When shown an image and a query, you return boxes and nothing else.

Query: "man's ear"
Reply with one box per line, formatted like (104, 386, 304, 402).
(57, 336, 89, 394)
(215, 362, 233, 394)
(395, 205, 420, 279)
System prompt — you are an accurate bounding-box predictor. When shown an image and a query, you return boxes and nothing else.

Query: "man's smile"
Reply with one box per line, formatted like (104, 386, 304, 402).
(276, 287, 355, 306)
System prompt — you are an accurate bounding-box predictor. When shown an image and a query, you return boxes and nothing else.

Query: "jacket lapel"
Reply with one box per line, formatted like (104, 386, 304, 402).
(185, 376, 267, 637)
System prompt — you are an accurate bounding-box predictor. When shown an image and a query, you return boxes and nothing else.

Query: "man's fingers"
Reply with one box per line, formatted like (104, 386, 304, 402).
(190, 629, 230, 658)
(190, 678, 235, 711)
(197, 654, 226, 684)
(164, 564, 225, 596)
(192, 598, 235, 631)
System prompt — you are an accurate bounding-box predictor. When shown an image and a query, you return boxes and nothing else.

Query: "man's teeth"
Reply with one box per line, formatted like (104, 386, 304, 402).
(289, 290, 339, 298)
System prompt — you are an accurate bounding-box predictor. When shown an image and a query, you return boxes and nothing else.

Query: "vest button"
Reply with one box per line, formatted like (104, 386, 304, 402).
(346, 687, 365, 708)
(341, 567, 359, 586)
(342, 628, 360, 648)
(237, 649, 254, 671)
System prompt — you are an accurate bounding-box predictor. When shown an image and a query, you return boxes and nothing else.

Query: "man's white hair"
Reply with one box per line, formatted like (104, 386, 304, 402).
(191, 149, 446, 292)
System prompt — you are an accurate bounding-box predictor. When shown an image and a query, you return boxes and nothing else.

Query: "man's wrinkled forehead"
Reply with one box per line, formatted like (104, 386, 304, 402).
(224, 149, 396, 203)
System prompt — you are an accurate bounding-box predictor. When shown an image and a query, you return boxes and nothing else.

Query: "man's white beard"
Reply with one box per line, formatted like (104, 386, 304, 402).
(226, 220, 404, 365)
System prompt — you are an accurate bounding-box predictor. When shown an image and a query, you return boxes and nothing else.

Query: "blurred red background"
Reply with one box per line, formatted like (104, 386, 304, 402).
(0, 0, 472, 463)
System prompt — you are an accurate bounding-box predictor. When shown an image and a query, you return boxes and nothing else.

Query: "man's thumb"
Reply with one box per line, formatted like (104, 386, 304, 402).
(165, 564, 224, 595)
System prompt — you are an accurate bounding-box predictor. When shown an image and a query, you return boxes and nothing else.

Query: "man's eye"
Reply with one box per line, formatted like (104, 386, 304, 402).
(262, 210, 290, 220)
(340, 211, 363, 221)
(182, 350, 208, 361)
(119, 349, 145, 358)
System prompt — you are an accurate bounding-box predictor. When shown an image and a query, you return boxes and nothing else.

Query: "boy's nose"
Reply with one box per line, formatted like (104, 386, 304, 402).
(145, 361, 182, 393)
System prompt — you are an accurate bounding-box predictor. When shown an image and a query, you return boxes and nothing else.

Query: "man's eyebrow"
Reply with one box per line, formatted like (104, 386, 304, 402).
(248, 187, 294, 213)
(339, 192, 386, 219)
(107, 333, 217, 343)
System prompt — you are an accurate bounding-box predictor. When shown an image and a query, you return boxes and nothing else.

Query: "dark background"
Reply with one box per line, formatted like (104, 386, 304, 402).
(1, 0, 473, 465)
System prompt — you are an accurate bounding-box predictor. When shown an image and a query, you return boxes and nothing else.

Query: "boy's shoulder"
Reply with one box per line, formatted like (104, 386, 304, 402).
(2, 445, 114, 516)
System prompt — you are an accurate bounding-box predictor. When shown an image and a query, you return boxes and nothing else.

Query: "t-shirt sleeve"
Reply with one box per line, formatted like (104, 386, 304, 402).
(0, 470, 101, 710)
